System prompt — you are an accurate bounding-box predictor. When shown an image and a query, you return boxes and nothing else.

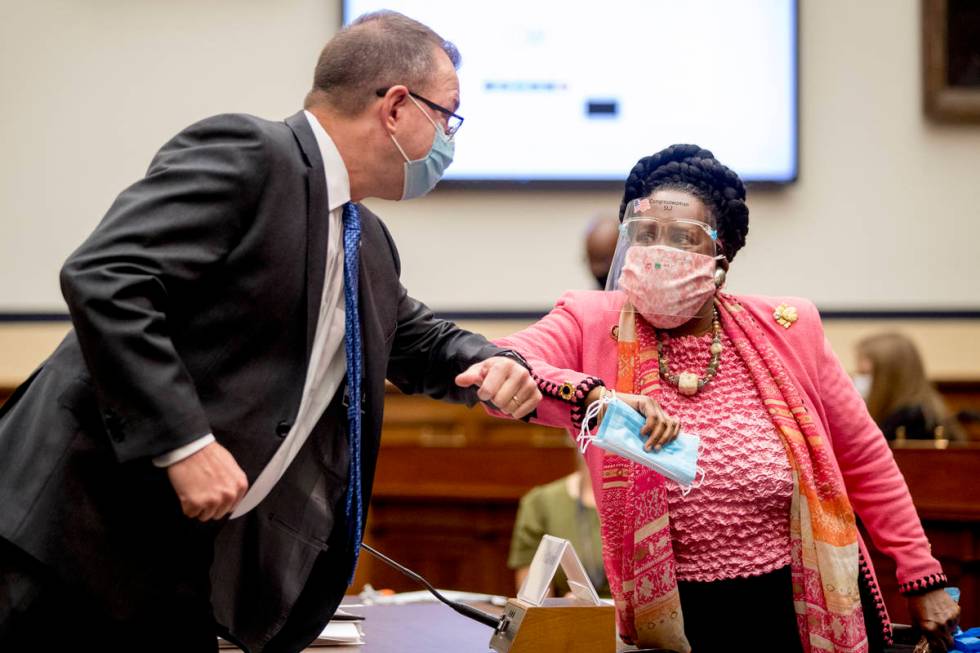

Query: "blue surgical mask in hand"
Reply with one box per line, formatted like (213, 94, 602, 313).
(577, 394, 704, 493)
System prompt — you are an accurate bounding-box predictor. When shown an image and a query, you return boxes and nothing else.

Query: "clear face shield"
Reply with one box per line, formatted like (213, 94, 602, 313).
(605, 197, 724, 329)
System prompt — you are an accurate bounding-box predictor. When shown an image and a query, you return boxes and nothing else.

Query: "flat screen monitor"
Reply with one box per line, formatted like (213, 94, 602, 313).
(343, 1, 798, 185)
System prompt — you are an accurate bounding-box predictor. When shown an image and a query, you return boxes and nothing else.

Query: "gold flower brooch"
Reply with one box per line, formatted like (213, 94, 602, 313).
(773, 303, 798, 329)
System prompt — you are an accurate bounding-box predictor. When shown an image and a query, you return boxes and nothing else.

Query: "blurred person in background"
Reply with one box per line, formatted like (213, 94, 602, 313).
(855, 333, 966, 442)
(585, 214, 621, 289)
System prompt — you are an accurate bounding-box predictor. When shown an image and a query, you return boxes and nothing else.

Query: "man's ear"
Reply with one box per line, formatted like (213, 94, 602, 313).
(379, 86, 410, 133)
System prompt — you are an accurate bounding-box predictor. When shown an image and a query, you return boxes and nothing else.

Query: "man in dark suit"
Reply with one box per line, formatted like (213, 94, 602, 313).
(0, 11, 541, 652)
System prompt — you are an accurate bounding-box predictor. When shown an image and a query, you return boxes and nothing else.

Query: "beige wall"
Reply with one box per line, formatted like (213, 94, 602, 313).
(1, 0, 979, 313)
(2, 1, 979, 381)
(0, 0, 338, 311)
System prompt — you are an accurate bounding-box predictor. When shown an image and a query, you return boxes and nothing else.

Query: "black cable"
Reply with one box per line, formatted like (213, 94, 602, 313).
(360, 543, 502, 629)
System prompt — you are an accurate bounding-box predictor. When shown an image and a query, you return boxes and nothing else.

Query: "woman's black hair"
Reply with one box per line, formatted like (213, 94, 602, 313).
(619, 144, 749, 261)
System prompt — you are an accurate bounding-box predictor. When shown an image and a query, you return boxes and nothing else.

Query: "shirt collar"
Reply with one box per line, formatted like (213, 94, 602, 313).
(303, 110, 351, 212)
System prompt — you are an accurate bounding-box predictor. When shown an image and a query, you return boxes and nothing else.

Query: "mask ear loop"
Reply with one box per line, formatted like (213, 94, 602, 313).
(687, 467, 707, 495)
(575, 389, 616, 454)
(678, 468, 706, 497)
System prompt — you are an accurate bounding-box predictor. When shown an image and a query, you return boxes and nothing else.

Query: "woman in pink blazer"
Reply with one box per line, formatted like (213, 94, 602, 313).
(484, 146, 959, 652)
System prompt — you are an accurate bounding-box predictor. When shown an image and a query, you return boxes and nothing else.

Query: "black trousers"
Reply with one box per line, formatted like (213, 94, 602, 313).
(0, 535, 218, 652)
(678, 565, 804, 653)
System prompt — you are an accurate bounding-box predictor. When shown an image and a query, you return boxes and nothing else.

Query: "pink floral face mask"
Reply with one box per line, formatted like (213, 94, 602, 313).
(618, 245, 718, 329)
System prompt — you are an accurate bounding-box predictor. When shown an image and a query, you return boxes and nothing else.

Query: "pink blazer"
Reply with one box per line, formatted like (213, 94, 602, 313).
(494, 290, 945, 597)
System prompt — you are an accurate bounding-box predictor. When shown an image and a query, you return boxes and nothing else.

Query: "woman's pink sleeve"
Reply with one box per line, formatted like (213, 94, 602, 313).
(817, 332, 947, 594)
(493, 292, 605, 431)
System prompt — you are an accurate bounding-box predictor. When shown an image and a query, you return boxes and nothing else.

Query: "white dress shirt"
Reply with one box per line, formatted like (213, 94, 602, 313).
(155, 111, 353, 521)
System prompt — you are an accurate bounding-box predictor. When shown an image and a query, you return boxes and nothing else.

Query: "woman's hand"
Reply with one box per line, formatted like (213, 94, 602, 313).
(587, 388, 680, 451)
(907, 588, 960, 652)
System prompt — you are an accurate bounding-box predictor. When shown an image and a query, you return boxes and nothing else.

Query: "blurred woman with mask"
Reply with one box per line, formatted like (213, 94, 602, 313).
(483, 145, 960, 652)
(855, 333, 965, 442)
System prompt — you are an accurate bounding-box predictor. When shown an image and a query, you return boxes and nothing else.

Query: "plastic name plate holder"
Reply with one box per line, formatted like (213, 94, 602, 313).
(517, 534, 602, 606)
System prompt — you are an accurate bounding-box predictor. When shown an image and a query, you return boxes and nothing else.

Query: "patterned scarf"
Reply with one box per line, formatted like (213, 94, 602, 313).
(601, 293, 868, 652)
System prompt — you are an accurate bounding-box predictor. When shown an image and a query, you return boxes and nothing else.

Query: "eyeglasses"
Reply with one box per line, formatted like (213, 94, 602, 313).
(375, 87, 464, 137)
(623, 217, 718, 252)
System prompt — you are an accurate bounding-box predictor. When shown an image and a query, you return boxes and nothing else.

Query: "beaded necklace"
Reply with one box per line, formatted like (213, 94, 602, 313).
(656, 305, 722, 396)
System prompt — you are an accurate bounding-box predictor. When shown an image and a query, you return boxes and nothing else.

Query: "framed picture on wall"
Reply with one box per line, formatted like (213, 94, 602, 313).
(923, 0, 980, 122)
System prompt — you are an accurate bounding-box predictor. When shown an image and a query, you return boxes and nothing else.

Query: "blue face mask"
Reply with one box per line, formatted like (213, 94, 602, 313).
(389, 95, 455, 200)
(577, 395, 704, 492)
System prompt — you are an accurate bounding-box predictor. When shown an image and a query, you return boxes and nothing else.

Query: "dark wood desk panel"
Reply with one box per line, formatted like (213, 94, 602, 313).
(357, 497, 524, 595)
(862, 445, 980, 627)
(936, 381, 980, 441)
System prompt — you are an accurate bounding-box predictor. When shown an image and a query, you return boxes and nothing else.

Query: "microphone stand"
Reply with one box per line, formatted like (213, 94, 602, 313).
(360, 543, 502, 629)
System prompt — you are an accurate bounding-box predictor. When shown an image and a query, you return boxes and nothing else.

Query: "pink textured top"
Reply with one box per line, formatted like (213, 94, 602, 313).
(652, 329, 793, 582)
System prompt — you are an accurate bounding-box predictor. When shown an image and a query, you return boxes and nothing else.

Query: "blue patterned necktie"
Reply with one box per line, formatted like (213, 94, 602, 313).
(342, 201, 363, 581)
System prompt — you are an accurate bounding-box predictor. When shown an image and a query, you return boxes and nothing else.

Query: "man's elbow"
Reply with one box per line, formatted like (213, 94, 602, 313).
(59, 256, 83, 307)
(59, 253, 101, 314)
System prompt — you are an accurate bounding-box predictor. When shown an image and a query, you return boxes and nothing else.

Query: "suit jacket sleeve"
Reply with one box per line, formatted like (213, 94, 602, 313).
(375, 221, 513, 405)
(60, 114, 269, 462)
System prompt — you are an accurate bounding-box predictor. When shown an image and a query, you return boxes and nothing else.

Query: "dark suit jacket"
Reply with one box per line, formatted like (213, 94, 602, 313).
(0, 112, 512, 650)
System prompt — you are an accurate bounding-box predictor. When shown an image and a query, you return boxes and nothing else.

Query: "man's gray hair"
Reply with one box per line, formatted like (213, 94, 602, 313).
(304, 11, 460, 114)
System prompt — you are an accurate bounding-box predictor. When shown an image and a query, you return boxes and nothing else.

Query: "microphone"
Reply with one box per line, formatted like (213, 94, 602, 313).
(359, 542, 502, 629)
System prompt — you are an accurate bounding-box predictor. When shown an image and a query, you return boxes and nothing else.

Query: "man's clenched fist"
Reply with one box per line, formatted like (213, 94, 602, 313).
(455, 356, 541, 419)
(166, 442, 248, 521)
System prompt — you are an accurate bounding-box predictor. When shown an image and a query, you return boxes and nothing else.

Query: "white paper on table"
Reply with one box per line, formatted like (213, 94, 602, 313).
(313, 621, 365, 646)
(219, 619, 364, 649)
(517, 534, 601, 606)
